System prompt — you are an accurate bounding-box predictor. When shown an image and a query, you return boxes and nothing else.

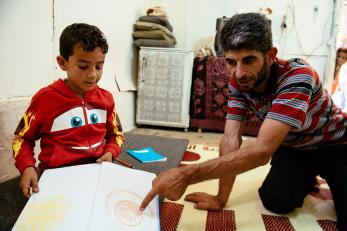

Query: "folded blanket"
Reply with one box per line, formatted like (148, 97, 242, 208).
(132, 30, 176, 44)
(134, 21, 175, 40)
(134, 39, 174, 48)
(139, 15, 173, 32)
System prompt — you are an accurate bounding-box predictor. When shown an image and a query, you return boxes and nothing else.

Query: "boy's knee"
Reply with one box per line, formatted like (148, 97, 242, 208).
(258, 186, 298, 214)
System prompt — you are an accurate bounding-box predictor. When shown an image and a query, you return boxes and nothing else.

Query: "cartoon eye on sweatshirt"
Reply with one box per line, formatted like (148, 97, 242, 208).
(86, 109, 107, 125)
(51, 107, 106, 132)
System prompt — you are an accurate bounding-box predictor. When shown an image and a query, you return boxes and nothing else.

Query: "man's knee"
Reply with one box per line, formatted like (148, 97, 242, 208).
(258, 186, 301, 214)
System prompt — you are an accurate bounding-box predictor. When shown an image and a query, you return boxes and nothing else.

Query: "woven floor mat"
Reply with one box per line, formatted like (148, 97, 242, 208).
(160, 144, 337, 231)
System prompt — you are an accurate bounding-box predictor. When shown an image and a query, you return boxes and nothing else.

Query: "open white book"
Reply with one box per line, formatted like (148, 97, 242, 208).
(12, 162, 160, 231)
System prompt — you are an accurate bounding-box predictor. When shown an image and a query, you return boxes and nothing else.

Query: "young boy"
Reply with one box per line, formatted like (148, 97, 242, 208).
(12, 23, 124, 198)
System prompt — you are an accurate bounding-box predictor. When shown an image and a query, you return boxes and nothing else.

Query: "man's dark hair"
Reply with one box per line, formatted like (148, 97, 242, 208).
(59, 23, 108, 60)
(220, 12, 272, 53)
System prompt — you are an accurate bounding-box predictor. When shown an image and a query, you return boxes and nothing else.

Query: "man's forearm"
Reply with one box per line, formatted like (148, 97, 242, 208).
(217, 177, 235, 206)
(217, 132, 241, 205)
(181, 143, 269, 186)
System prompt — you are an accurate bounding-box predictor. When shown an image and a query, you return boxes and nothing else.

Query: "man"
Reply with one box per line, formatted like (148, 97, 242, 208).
(140, 13, 347, 230)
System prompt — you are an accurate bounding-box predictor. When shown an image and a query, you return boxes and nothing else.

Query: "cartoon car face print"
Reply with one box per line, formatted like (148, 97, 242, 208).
(50, 107, 107, 150)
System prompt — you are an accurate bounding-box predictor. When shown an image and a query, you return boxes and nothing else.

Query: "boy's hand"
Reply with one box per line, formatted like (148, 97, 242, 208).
(20, 167, 39, 198)
(96, 152, 113, 163)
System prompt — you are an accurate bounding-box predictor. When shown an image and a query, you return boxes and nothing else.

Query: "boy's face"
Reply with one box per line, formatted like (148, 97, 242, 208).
(56, 43, 105, 97)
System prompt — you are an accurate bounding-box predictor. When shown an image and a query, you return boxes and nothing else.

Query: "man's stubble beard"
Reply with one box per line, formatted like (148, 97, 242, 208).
(238, 62, 269, 93)
(250, 58, 271, 96)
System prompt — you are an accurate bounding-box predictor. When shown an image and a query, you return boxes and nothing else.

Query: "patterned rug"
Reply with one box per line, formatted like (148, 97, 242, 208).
(160, 144, 337, 231)
(188, 56, 262, 136)
(189, 56, 229, 132)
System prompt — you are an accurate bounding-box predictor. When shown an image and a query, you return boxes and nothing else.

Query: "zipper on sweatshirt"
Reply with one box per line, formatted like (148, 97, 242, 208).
(81, 99, 93, 154)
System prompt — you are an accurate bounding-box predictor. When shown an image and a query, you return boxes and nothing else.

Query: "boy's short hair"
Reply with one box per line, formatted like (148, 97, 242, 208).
(220, 12, 272, 53)
(59, 23, 108, 60)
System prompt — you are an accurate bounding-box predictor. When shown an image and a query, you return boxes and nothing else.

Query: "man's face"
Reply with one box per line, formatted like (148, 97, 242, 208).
(57, 43, 105, 97)
(224, 49, 272, 93)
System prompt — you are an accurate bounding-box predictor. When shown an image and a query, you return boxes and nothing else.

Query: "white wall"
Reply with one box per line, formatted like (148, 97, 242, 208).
(0, 0, 153, 132)
(0, 0, 338, 132)
(52, 0, 152, 131)
(336, 1, 347, 49)
(0, 0, 54, 97)
(151, 0, 335, 82)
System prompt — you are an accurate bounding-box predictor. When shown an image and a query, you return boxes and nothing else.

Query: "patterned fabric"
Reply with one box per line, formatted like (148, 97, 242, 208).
(261, 214, 295, 231)
(206, 210, 236, 231)
(227, 58, 347, 149)
(160, 202, 184, 231)
(160, 144, 337, 231)
(317, 220, 338, 231)
(190, 56, 261, 135)
(190, 56, 229, 131)
(309, 178, 333, 200)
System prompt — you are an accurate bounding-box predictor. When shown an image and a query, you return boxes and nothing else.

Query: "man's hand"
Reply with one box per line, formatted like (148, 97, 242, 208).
(185, 192, 225, 210)
(20, 167, 39, 198)
(96, 152, 113, 163)
(140, 167, 189, 211)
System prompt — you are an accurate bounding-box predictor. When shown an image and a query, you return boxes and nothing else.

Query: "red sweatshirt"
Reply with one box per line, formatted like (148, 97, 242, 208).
(12, 79, 124, 173)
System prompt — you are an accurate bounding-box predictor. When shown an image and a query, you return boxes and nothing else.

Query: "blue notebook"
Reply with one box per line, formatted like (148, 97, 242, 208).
(127, 147, 167, 163)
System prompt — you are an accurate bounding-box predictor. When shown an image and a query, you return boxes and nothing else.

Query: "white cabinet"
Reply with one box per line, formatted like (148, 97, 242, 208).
(136, 47, 194, 129)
